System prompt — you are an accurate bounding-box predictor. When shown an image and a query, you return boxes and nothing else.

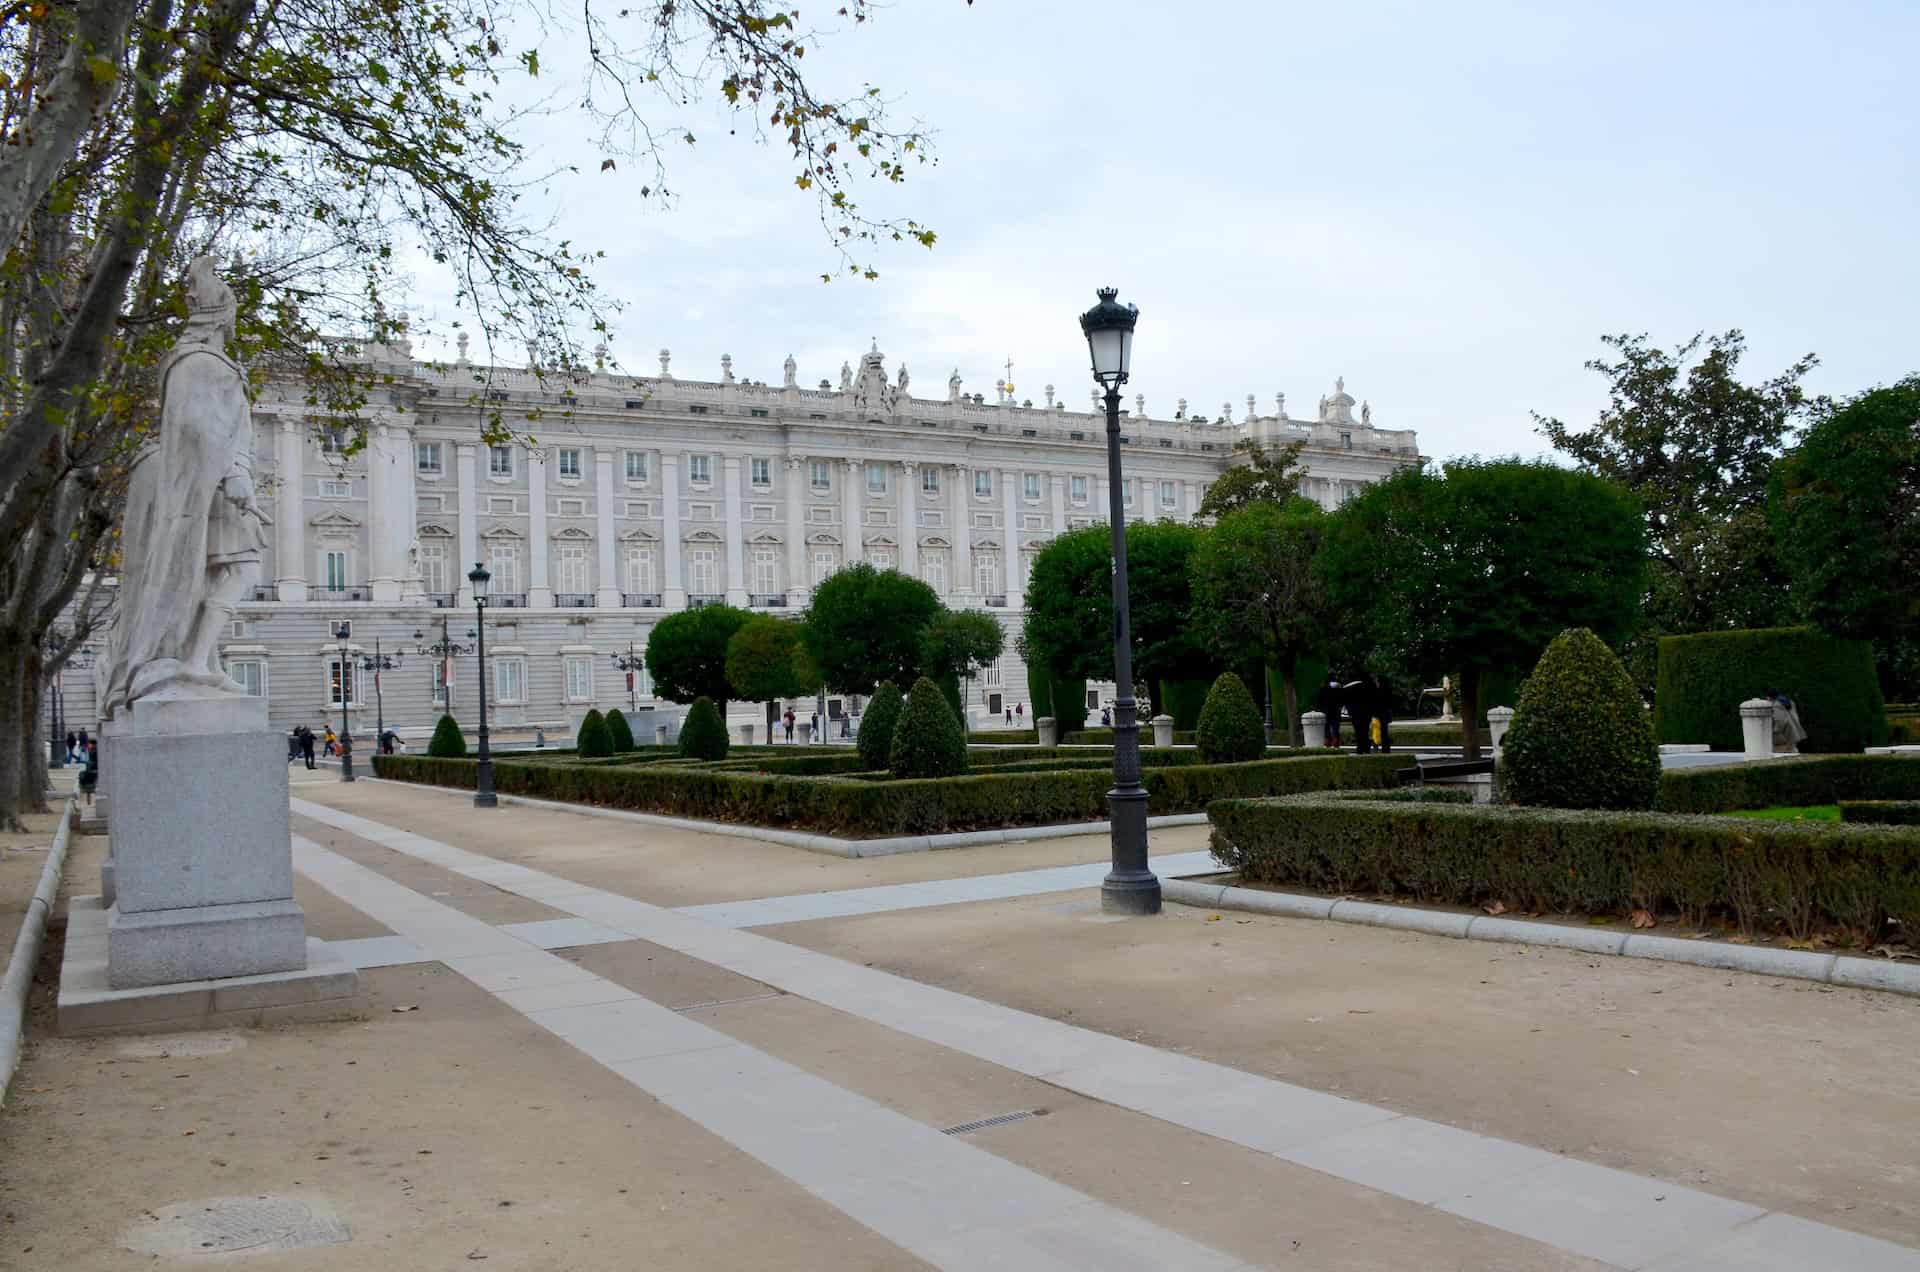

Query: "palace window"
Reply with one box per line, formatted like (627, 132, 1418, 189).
(811, 549, 836, 587)
(1024, 473, 1041, 499)
(419, 541, 448, 594)
(973, 470, 993, 497)
(493, 656, 525, 705)
(1070, 475, 1088, 504)
(319, 479, 351, 499)
(557, 447, 582, 479)
(1161, 480, 1177, 509)
(226, 658, 265, 697)
(867, 465, 887, 494)
(557, 543, 590, 593)
(870, 548, 893, 570)
(488, 445, 513, 476)
(415, 441, 443, 474)
(319, 424, 348, 454)
(688, 454, 712, 485)
(920, 467, 940, 495)
(323, 550, 349, 592)
(327, 658, 357, 707)
(624, 546, 655, 594)
(750, 457, 771, 487)
(565, 655, 592, 702)
(752, 547, 778, 594)
(625, 451, 649, 482)
(486, 543, 521, 594)
(923, 550, 946, 593)
(810, 460, 831, 491)
(688, 547, 719, 594)
(975, 554, 999, 596)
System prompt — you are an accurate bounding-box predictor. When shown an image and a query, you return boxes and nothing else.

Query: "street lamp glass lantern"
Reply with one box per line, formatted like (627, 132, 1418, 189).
(467, 561, 490, 590)
(1078, 287, 1138, 387)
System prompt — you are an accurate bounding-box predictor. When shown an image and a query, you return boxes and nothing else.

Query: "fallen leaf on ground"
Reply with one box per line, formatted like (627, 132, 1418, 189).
(1483, 900, 1507, 916)
(392, 1005, 419, 1013)
(1631, 908, 1656, 929)
(1205, 914, 1221, 922)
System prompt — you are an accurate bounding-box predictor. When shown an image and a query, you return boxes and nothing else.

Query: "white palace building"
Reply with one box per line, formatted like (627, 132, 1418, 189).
(71, 337, 1421, 744)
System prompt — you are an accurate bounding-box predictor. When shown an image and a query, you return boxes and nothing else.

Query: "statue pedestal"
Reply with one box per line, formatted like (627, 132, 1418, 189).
(105, 695, 308, 989)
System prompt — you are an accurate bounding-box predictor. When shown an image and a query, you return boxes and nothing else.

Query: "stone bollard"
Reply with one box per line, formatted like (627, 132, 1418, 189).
(1151, 714, 1174, 748)
(796, 721, 813, 745)
(1302, 710, 1327, 746)
(655, 724, 669, 746)
(1487, 706, 1515, 758)
(1740, 699, 1774, 760)
(1037, 716, 1058, 747)
(739, 723, 756, 746)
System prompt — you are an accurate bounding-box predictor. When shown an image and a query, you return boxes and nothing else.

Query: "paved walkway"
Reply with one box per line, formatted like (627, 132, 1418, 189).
(7, 772, 1918, 1269)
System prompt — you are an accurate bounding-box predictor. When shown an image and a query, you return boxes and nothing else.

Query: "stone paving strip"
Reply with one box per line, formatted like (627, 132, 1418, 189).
(289, 797, 1920, 1272)
(289, 832, 1244, 1271)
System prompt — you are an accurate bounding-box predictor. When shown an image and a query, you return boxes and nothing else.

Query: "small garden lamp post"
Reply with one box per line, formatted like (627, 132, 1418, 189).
(414, 617, 475, 716)
(612, 642, 645, 713)
(332, 620, 355, 782)
(1079, 287, 1159, 915)
(357, 638, 404, 757)
(468, 561, 497, 808)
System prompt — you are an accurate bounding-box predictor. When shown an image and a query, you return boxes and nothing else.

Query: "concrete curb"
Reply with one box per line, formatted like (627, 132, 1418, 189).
(1, 796, 74, 1105)
(357, 777, 1209, 857)
(1161, 876, 1920, 998)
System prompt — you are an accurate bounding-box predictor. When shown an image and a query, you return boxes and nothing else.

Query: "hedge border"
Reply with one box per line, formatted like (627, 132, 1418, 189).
(1656, 755, 1920, 814)
(1841, 800, 1920, 826)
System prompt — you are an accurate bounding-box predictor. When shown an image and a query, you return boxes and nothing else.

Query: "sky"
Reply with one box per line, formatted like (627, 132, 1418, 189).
(404, 0, 1920, 462)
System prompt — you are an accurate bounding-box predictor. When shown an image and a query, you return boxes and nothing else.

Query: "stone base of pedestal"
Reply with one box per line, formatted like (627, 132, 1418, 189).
(99, 851, 116, 906)
(59, 896, 363, 1036)
(109, 897, 309, 988)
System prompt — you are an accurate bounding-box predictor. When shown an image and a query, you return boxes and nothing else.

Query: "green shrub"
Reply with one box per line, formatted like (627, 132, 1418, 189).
(969, 728, 1038, 744)
(374, 750, 1401, 837)
(1840, 800, 1920, 826)
(1657, 755, 1920, 814)
(679, 696, 730, 761)
(890, 677, 967, 778)
(1209, 793, 1920, 940)
(1159, 679, 1212, 731)
(605, 708, 635, 753)
(1656, 627, 1887, 753)
(427, 714, 466, 758)
(858, 682, 905, 770)
(577, 709, 612, 758)
(1502, 628, 1659, 810)
(1052, 676, 1088, 732)
(1196, 672, 1265, 764)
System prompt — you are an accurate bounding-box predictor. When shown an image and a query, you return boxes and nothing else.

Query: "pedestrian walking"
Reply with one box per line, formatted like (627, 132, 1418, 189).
(1369, 673, 1395, 753)
(1004, 705, 1013, 725)
(300, 726, 317, 770)
(323, 725, 337, 757)
(783, 708, 795, 742)
(64, 731, 77, 763)
(1314, 676, 1343, 747)
(809, 711, 819, 744)
(78, 739, 99, 805)
(287, 727, 301, 763)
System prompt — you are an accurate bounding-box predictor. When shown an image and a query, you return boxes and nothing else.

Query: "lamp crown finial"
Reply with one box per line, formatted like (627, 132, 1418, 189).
(1096, 286, 1119, 302)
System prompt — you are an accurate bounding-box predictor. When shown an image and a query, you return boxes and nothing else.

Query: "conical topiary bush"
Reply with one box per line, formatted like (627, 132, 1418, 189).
(427, 713, 467, 758)
(679, 696, 730, 761)
(1195, 672, 1265, 764)
(577, 708, 613, 758)
(605, 707, 635, 753)
(889, 676, 967, 778)
(857, 681, 904, 770)
(1502, 627, 1659, 810)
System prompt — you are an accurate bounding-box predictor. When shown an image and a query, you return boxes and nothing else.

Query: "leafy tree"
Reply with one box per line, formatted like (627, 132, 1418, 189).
(0, 0, 947, 826)
(1197, 440, 1307, 519)
(727, 615, 819, 736)
(857, 681, 904, 770)
(427, 714, 467, 758)
(803, 562, 942, 694)
(604, 708, 635, 753)
(1321, 459, 1649, 759)
(1501, 628, 1660, 810)
(678, 696, 730, 761)
(1021, 522, 1216, 708)
(1192, 499, 1330, 746)
(920, 610, 1005, 726)
(1772, 376, 1920, 693)
(647, 605, 751, 711)
(1536, 332, 1817, 685)
(577, 708, 613, 758)
(1194, 672, 1265, 764)
(889, 676, 966, 778)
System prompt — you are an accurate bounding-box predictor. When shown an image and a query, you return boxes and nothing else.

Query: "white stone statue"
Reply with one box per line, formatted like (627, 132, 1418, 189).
(1361, 400, 1372, 425)
(839, 360, 853, 393)
(783, 353, 797, 388)
(104, 256, 271, 715)
(948, 368, 962, 402)
(896, 362, 910, 393)
(720, 352, 735, 384)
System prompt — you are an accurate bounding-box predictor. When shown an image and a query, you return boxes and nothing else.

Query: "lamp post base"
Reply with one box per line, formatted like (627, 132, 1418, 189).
(1101, 871, 1162, 915)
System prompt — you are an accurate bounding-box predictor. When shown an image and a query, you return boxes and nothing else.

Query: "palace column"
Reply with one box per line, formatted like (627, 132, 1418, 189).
(527, 445, 553, 606)
(899, 462, 919, 581)
(843, 460, 864, 565)
(1186, 479, 1203, 522)
(367, 420, 411, 602)
(455, 442, 479, 605)
(1001, 468, 1019, 603)
(1050, 474, 1066, 535)
(784, 456, 808, 606)
(661, 453, 686, 608)
(723, 455, 748, 606)
(275, 418, 307, 601)
(951, 463, 972, 600)
(594, 448, 622, 608)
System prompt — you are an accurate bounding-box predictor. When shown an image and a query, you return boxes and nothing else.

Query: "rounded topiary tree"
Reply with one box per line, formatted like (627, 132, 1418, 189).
(427, 713, 467, 758)
(1195, 672, 1265, 763)
(577, 708, 612, 758)
(1502, 627, 1659, 810)
(889, 676, 967, 778)
(605, 707, 635, 753)
(679, 696, 730, 761)
(857, 681, 904, 770)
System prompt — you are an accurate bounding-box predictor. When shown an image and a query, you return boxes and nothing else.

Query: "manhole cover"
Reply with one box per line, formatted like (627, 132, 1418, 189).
(117, 1034, 246, 1060)
(122, 1195, 349, 1259)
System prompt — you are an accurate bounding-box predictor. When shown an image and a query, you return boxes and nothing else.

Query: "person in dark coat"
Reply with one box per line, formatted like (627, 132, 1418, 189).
(288, 727, 301, 763)
(1345, 680, 1372, 753)
(299, 725, 317, 770)
(64, 731, 77, 763)
(1314, 677, 1343, 747)
(1369, 673, 1395, 753)
(78, 739, 99, 804)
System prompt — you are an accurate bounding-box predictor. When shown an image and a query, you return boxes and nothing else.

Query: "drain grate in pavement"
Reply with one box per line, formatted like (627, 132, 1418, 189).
(942, 1109, 1040, 1136)
(121, 1194, 350, 1259)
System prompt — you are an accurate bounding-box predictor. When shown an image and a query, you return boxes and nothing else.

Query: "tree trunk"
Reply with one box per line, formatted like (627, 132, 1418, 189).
(1460, 664, 1483, 760)
(765, 699, 778, 739)
(0, 634, 44, 828)
(1282, 664, 1302, 748)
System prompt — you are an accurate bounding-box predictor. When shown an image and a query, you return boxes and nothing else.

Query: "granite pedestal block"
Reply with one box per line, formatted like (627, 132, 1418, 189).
(106, 694, 310, 990)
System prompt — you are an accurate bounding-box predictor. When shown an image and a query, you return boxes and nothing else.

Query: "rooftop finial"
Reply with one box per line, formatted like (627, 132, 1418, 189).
(658, 348, 671, 378)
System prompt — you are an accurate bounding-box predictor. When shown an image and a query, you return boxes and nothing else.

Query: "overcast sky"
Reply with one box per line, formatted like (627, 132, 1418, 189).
(410, 0, 1918, 462)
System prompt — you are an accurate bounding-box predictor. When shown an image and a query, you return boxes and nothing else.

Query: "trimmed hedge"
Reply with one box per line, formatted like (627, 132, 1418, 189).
(891, 676, 967, 778)
(427, 714, 466, 758)
(1209, 793, 1920, 940)
(372, 751, 1402, 838)
(679, 696, 730, 761)
(605, 708, 635, 753)
(1841, 800, 1920, 826)
(1656, 755, 1920, 814)
(1502, 628, 1659, 811)
(970, 728, 1039, 744)
(858, 682, 905, 771)
(577, 709, 613, 758)
(1197, 672, 1265, 764)
(1656, 627, 1887, 753)
(1159, 679, 1211, 731)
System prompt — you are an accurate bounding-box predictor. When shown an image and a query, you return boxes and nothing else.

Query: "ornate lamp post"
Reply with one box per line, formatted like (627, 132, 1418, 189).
(1079, 286, 1159, 915)
(357, 638, 405, 757)
(414, 617, 476, 717)
(468, 561, 497, 808)
(332, 620, 356, 782)
(612, 642, 645, 713)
